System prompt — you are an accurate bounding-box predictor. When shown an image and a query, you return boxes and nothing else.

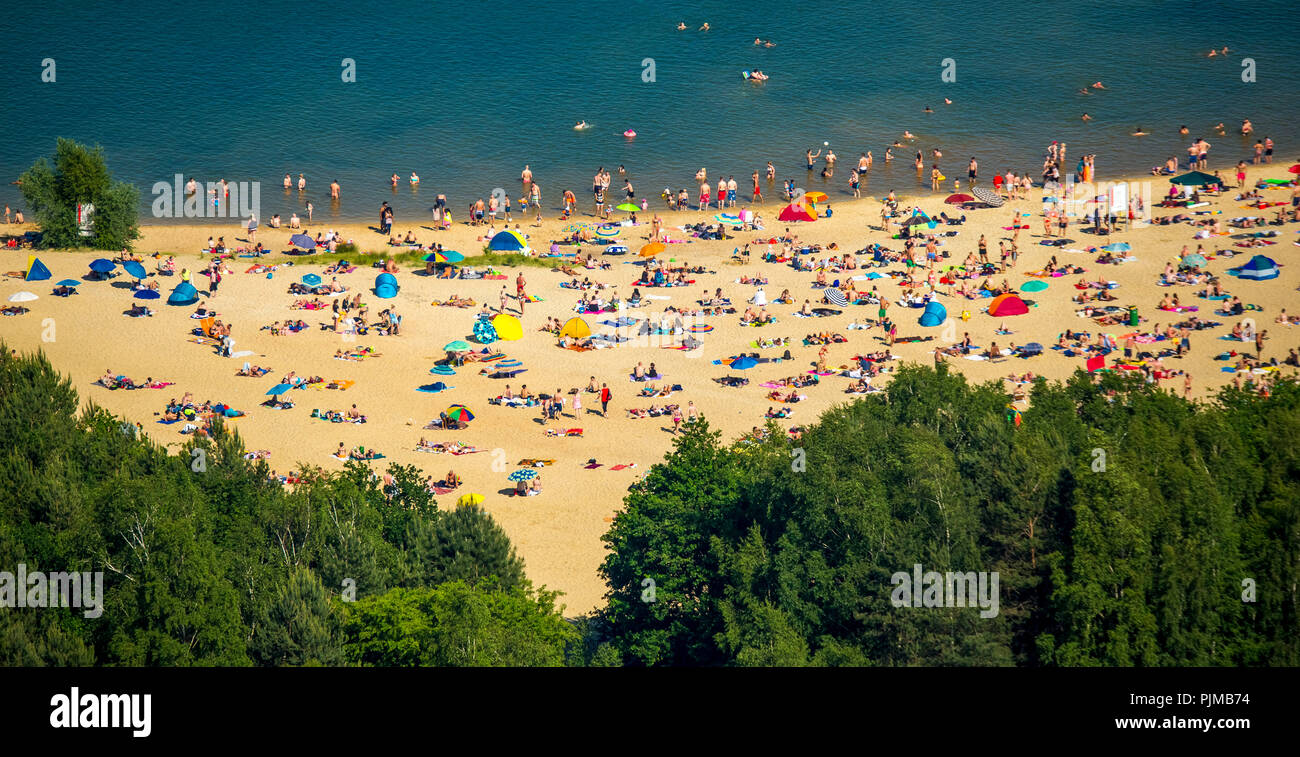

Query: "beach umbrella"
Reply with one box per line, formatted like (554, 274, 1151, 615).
(89, 258, 115, 274)
(639, 242, 665, 258)
(615, 202, 640, 212)
(133, 289, 161, 299)
(424, 249, 464, 263)
(446, 405, 475, 422)
(604, 245, 629, 255)
(972, 187, 1004, 206)
(944, 193, 975, 204)
(301, 273, 322, 287)
(1182, 253, 1208, 268)
(902, 215, 934, 227)
(821, 287, 848, 307)
(8, 291, 38, 303)
(777, 203, 817, 222)
(508, 468, 539, 482)
(802, 191, 828, 204)
(1020, 279, 1048, 293)
(729, 356, 758, 371)
(1100, 242, 1131, 253)
(1169, 171, 1219, 186)
(492, 314, 523, 341)
(56, 279, 81, 287)
(290, 234, 315, 249)
(473, 320, 499, 344)
(417, 381, 451, 393)
(560, 317, 591, 338)
(444, 339, 471, 352)
(265, 383, 291, 396)
(488, 230, 528, 251)
(457, 492, 484, 507)
(122, 261, 148, 280)
(595, 225, 621, 237)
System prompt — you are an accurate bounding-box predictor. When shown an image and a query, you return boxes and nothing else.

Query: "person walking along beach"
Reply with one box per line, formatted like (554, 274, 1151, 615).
(600, 383, 612, 416)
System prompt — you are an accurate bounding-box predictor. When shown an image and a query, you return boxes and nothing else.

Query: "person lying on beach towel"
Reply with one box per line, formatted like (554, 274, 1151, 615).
(544, 428, 583, 437)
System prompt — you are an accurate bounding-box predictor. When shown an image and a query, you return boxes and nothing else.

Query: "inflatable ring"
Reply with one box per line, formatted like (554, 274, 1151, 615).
(623, 129, 636, 138)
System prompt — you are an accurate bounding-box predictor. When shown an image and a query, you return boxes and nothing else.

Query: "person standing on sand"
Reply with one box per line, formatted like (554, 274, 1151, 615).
(600, 383, 612, 416)
(651, 213, 663, 242)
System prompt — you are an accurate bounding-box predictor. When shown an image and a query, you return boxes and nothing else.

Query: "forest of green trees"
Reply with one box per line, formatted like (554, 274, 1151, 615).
(2, 346, 1296, 666)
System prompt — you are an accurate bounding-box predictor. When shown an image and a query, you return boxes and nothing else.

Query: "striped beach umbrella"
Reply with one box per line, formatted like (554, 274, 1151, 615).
(425, 249, 464, 263)
(446, 405, 475, 422)
(972, 187, 1004, 206)
(822, 287, 848, 307)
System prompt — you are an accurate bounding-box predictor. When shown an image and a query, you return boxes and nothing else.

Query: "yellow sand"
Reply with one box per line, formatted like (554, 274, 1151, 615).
(2, 164, 1298, 613)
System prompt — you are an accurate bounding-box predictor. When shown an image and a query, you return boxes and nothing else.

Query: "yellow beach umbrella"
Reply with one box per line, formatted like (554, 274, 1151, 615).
(639, 242, 665, 258)
(559, 317, 591, 338)
(491, 313, 523, 341)
(457, 492, 484, 507)
(803, 191, 828, 204)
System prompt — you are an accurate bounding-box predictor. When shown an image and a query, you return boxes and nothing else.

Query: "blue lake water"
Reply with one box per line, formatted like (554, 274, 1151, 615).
(3, 0, 1298, 226)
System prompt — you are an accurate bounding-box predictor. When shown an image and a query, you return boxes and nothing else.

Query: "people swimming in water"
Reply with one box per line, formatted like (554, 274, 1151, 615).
(574, 121, 589, 130)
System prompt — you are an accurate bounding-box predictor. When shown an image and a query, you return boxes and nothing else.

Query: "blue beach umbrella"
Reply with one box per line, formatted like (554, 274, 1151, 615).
(56, 279, 82, 287)
(290, 234, 315, 250)
(302, 273, 322, 287)
(729, 356, 758, 371)
(134, 289, 161, 300)
(473, 320, 499, 344)
(89, 259, 115, 274)
(508, 468, 539, 482)
(1100, 242, 1131, 253)
(122, 261, 148, 279)
(265, 383, 292, 396)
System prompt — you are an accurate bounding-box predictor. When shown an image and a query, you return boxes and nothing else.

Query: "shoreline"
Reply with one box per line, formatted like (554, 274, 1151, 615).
(10, 159, 1295, 252)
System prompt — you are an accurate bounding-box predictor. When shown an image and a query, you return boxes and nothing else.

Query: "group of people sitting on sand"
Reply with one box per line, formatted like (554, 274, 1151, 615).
(314, 405, 366, 423)
(335, 442, 382, 460)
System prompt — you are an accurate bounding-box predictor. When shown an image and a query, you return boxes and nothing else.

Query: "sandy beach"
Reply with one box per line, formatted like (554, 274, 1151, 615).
(3, 162, 1298, 614)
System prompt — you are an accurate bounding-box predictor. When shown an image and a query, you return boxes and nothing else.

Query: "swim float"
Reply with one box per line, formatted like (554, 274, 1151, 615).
(623, 129, 636, 138)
